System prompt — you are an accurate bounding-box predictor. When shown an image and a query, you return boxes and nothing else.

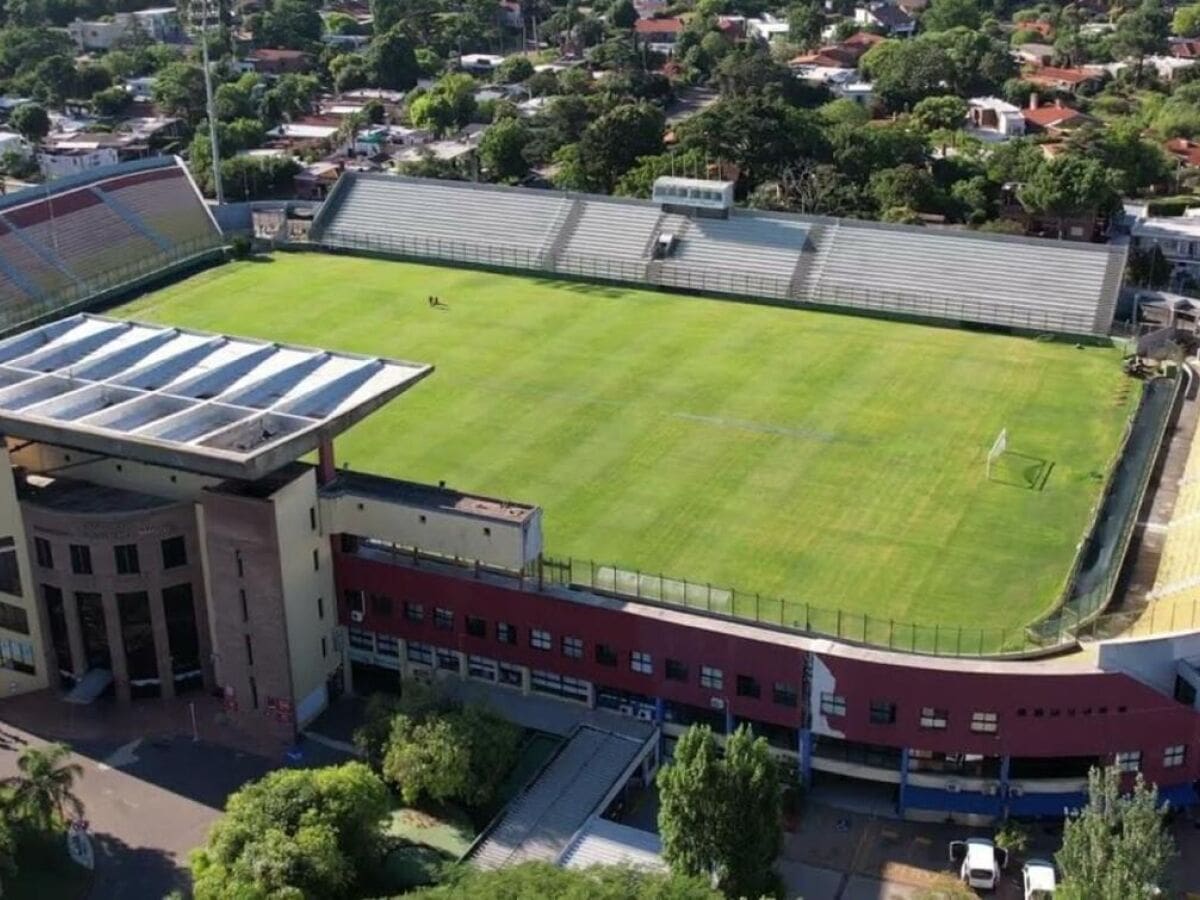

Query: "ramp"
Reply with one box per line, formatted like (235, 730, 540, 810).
(65, 668, 112, 704)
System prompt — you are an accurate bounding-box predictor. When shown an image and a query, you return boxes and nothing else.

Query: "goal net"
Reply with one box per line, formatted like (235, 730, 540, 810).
(986, 427, 1008, 480)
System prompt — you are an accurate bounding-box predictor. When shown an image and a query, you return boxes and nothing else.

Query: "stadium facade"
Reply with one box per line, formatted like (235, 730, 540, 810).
(0, 159, 1193, 826)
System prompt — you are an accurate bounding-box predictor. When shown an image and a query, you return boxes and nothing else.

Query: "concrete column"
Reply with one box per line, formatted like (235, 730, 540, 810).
(998, 754, 1011, 822)
(724, 705, 734, 736)
(898, 747, 911, 818)
(317, 438, 336, 485)
(61, 591, 87, 680)
(798, 728, 813, 788)
(520, 665, 531, 695)
(147, 589, 175, 701)
(101, 593, 131, 705)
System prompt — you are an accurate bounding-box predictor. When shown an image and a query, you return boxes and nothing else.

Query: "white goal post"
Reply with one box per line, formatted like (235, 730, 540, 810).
(986, 427, 1008, 480)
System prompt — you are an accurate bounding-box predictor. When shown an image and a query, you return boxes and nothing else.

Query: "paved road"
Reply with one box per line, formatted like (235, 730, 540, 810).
(0, 724, 276, 898)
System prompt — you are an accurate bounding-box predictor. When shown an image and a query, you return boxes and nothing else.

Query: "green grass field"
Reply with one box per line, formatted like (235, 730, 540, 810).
(114, 253, 1136, 631)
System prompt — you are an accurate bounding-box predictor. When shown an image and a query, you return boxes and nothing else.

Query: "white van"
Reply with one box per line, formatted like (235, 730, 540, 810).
(1023, 859, 1056, 899)
(949, 838, 1008, 891)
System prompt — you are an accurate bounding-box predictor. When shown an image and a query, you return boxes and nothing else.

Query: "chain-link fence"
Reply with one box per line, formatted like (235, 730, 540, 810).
(0, 234, 226, 338)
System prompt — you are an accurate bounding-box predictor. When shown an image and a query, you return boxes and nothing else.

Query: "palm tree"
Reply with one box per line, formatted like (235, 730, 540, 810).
(6, 743, 84, 829)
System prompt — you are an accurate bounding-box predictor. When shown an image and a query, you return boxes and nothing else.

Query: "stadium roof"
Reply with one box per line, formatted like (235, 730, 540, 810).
(0, 314, 432, 479)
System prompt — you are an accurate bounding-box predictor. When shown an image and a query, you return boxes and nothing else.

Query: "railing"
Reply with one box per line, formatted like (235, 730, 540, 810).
(312, 227, 1108, 338)
(0, 233, 226, 338)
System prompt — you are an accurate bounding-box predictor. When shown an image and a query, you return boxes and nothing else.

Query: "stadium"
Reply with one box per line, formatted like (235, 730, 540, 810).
(0, 155, 1194, 841)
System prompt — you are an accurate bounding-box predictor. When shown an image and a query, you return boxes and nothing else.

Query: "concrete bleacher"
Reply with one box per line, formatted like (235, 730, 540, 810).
(319, 174, 570, 266)
(0, 157, 219, 325)
(468, 725, 648, 870)
(804, 222, 1116, 334)
(310, 173, 1127, 337)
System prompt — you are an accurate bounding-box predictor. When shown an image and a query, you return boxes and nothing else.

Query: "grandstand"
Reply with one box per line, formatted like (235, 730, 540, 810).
(311, 174, 1127, 337)
(0, 157, 221, 333)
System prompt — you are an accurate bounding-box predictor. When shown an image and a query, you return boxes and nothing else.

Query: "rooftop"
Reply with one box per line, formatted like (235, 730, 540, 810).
(0, 315, 432, 479)
(323, 470, 538, 524)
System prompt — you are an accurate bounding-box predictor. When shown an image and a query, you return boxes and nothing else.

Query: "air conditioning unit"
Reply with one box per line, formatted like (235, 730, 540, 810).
(945, 782, 961, 793)
(350, 611, 364, 623)
(636, 708, 654, 722)
(710, 697, 726, 710)
(619, 703, 634, 716)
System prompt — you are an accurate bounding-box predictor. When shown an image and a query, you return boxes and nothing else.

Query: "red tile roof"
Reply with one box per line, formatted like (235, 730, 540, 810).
(1022, 102, 1093, 129)
(634, 16, 684, 33)
(1166, 137, 1200, 167)
(1024, 65, 1100, 86)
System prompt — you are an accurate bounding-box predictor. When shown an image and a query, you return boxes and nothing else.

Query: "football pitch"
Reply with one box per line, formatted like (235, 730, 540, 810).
(114, 253, 1136, 632)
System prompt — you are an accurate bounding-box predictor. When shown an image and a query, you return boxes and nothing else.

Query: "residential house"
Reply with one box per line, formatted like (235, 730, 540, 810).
(792, 65, 873, 104)
(1023, 64, 1104, 93)
(245, 48, 311, 75)
(1013, 42, 1055, 66)
(747, 14, 790, 43)
(294, 160, 342, 200)
(966, 97, 1026, 141)
(459, 54, 505, 75)
(0, 131, 30, 160)
(1021, 97, 1096, 135)
(124, 76, 157, 102)
(1130, 210, 1200, 279)
(853, 3, 915, 36)
(634, 0, 667, 18)
(634, 16, 685, 52)
(789, 46, 858, 68)
(38, 141, 121, 179)
(1018, 20, 1055, 40)
(1091, 56, 1197, 82)
(840, 30, 884, 57)
(717, 15, 746, 41)
(1169, 37, 1200, 59)
(68, 7, 180, 51)
(323, 33, 370, 51)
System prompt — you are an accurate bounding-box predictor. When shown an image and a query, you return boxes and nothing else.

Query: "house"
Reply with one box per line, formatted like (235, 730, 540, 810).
(1018, 20, 1055, 40)
(747, 14, 790, 43)
(459, 53, 505, 75)
(789, 47, 855, 68)
(832, 79, 874, 105)
(634, 16, 685, 50)
(1013, 42, 1055, 66)
(966, 97, 1026, 141)
(1169, 37, 1200, 59)
(633, 0, 667, 18)
(716, 15, 746, 40)
(323, 33, 370, 50)
(267, 120, 340, 142)
(840, 30, 884, 57)
(245, 48, 311, 75)
(38, 145, 121, 179)
(294, 160, 342, 200)
(1130, 210, 1200, 279)
(1021, 97, 1096, 135)
(124, 76, 157, 102)
(853, 3, 915, 36)
(68, 7, 180, 51)
(1165, 138, 1200, 169)
(0, 131, 30, 160)
(1023, 64, 1104, 93)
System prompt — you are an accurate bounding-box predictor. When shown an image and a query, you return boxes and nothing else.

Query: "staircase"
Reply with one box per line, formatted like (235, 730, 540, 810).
(65, 668, 113, 704)
(537, 198, 582, 270)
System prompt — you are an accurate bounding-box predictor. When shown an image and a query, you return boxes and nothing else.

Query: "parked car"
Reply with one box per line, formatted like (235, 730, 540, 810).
(949, 837, 1009, 891)
(1023, 858, 1056, 899)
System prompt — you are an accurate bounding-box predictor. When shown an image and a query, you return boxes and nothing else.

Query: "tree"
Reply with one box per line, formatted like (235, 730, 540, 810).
(1056, 766, 1174, 900)
(861, 38, 951, 110)
(556, 101, 665, 192)
(29, 54, 76, 106)
(787, 1, 823, 49)
(1128, 245, 1172, 288)
(5, 743, 83, 830)
(480, 117, 532, 181)
(9, 103, 48, 142)
(609, 0, 637, 28)
(152, 62, 208, 123)
(869, 164, 941, 214)
(369, 26, 420, 90)
(1174, 3, 1200, 37)
(330, 52, 370, 92)
(258, 0, 323, 48)
(1018, 154, 1117, 237)
(409, 861, 723, 898)
(911, 95, 967, 132)
(92, 85, 132, 117)
(190, 762, 389, 900)
(1112, 0, 1169, 83)
(922, 0, 980, 32)
(658, 725, 782, 899)
(381, 704, 522, 807)
(495, 55, 534, 84)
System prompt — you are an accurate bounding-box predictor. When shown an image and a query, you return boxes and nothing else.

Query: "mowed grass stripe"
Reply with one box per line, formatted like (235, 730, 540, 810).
(115, 254, 1134, 630)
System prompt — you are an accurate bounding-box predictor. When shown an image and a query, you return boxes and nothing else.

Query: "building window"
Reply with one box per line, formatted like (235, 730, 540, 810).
(317, 596, 324, 620)
(1164, 744, 1186, 768)
(920, 707, 948, 730)
(1115, 751, 1141, 773)
(469, 655, 497, 681)
(666, 658, 688, 682)
(376, 634, 399, 659)
(114, 543, 139, 575)
(406, 641, 433, 666)
(970, 711, 998, 734)
(737, 675, 761, 698)
(69, 544, 92, 575)
(309, 507, 317, 531)
(870, 700, 897, 725)
(0, 602, 28, 635)
(0, 538, 21, 596)
(346, 590, 365, 616)
(398, 599, 419, 620)
(34, 537, 52, 570)
(239, 589, 248, 622)
(244, 634, 254, 667)
(161, 536, 187, 569)
(562, 635, 583, 658)
(321, 636, 327, 658)
(434, 607, 454, 630)
(700, 665, 723, 691)
(235, 553, 244, 577)
(248, 675, 258, 709)
(498, 661, 522, 687)
(466, 616, 486, 638)
(631, 651, 653, 675)
(820, 692, 846, 717)
(312, 548, 319, 571)
(0, 638, 35, 675)
(530, 669, 590, 703)
(436, 647, 459, 672)
(497, 622, 516, 645)
(529, 628, 551, 650)
(771, 681, 797, 706)
(596, 643, 617, 667)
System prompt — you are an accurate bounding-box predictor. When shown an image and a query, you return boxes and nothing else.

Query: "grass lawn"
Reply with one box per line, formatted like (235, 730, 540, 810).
(115, 253, 1135, 631)
(386, 801, 476, 858)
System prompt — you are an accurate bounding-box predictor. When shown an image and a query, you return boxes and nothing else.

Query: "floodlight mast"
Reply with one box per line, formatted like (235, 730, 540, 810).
(196, 0, 224, 205)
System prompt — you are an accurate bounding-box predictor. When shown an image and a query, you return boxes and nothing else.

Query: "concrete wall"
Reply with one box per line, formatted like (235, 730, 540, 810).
(0, 448, 47, 697)
(8, 441, 220, 502)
